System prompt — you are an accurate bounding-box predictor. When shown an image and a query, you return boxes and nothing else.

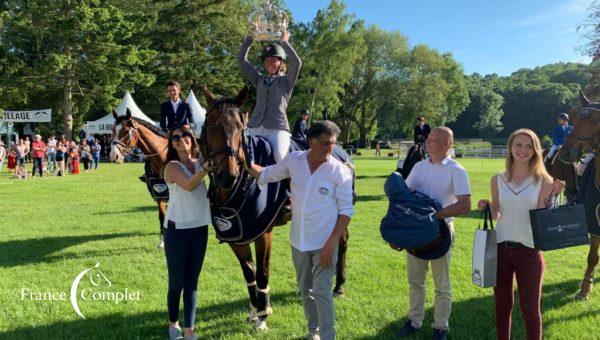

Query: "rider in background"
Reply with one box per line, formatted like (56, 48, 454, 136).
(413, 116, 431, 146)
(545, 113, 572, 167)
(160, 80, 194, 133)
(292, 109, 310, 140)
(238, 29, 302, 163)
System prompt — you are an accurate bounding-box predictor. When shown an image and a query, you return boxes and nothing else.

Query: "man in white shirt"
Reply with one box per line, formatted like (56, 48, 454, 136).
(247, 121, 354, 340)
(398, 127, 471, 340)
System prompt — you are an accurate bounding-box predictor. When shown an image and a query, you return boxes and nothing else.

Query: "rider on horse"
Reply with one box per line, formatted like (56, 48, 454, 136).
(237, 29, 301, 163)
(545, 113, 573, 168)
(159, 80, 194, 133)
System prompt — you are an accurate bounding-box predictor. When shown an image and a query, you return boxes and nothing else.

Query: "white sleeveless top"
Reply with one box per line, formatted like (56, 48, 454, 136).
(496, 172, 542, 248)
(163, 160, 211, 229)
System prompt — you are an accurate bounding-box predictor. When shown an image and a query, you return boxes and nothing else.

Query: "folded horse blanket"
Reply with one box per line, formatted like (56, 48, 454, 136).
(210, 135, 288, 245)
(380, 172, 442, 248)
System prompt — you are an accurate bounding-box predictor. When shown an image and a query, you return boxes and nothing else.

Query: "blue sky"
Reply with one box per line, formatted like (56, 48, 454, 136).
(285, 0, 594, 76)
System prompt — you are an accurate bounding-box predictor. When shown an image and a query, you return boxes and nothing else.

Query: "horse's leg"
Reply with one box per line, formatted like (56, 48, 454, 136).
(577, 236, 600, 300)
(253, 229, 273, 331)
(333, 229, 349, 297)
(156, 200, 166, 249)
(229, 243, 260, 323)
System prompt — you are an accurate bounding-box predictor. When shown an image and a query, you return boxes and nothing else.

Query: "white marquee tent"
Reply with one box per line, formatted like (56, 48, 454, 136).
(186, 90, 206, 138)
(84, 92, 157, 135)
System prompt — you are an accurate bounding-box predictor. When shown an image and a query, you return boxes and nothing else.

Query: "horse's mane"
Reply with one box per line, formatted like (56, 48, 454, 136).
(114, 116, 167, 138)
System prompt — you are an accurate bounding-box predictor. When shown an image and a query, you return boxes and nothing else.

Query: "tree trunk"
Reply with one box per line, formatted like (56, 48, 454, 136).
(309, 88, 318, 124)
(63, 49, 73, 140)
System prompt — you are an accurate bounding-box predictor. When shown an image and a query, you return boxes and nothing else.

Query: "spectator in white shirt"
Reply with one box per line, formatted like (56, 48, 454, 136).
(247, 121, 353, 340)
(397, 127, 471, 340)
(46, 135, 57, 173)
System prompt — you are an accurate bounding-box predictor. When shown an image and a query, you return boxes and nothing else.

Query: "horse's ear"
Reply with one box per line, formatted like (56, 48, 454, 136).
(125, 108, 132, 120)
(241, 111, 250, 127)
(234, 86, 249, 108)
(112, 110, 119, 120)
(580, 89, 592, 107)
(202, 86, 215, 108)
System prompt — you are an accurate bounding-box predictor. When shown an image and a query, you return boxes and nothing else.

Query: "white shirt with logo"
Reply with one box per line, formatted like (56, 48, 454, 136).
(258, 150, 354, 252)
(405, 156, 471, 222)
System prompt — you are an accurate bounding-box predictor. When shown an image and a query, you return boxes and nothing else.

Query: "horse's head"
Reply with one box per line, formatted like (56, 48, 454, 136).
(201, 86, 249, 189)
(109, 109, 140, 163)
(559, 90, 600, 163)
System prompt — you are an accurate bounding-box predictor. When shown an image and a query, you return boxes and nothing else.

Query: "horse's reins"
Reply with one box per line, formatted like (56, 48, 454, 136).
(199, 105, 254, 218)
(112, 124, 168, 158)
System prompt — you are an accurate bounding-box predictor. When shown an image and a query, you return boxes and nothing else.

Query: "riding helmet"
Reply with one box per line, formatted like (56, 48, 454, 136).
(300, 108, 310, 116)
(261, 43, 287, 61)
(556, 113, 569, 121)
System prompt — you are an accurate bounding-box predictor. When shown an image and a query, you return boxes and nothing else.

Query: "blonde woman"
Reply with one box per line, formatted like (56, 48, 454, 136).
(478, 129, 564, 340)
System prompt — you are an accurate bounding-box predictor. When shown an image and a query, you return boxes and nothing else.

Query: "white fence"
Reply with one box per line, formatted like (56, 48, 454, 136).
(454, 146, 508, 159)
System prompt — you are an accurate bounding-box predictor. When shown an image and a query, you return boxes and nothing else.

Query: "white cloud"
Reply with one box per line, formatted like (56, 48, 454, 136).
(514, 0, 591, 27)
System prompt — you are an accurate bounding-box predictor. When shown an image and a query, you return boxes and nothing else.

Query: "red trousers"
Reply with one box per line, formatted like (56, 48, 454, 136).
(494, 243, 545, 340)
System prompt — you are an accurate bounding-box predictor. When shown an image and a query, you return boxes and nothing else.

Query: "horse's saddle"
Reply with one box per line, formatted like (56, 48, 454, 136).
(210, 136, 355, 245)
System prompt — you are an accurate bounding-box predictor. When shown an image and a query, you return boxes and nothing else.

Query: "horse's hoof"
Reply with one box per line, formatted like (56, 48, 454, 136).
(253, 318, 268, 332)
(156, 240, 164, 249)
(576, 281, 593, 301)
(333, 287, 345, 297)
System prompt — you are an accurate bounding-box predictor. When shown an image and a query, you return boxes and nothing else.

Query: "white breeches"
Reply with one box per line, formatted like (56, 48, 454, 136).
(248, 126, 291, 163)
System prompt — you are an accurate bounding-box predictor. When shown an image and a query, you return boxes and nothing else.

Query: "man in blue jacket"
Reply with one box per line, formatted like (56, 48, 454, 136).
(545, 113, 573, 166)
(160, 80, 194, 132)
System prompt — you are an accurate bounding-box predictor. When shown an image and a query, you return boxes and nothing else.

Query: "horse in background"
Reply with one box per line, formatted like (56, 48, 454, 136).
(200, 86, 354, 331)
(399, 143, 426, 178)
(558, 90, 600, 300)
(542, 149, 579, 205)
(109, 110, 169, 248)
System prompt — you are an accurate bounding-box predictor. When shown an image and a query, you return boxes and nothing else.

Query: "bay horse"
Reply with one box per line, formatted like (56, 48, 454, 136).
(558, 90, 600, 300)
(200, 86, 352, 331)
(542, 149, 578, 205)
(109, 110, 169, 248)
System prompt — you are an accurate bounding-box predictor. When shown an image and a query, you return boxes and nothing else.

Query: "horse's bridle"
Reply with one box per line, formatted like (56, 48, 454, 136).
(570, 107, 600, 156)
(112, 121, 167, 158)
(200, 106, 247, 189)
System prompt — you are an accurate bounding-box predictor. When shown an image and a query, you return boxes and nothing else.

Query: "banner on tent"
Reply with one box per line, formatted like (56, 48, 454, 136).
(85, 122, 114, 133)
(1, 109, 52, 122)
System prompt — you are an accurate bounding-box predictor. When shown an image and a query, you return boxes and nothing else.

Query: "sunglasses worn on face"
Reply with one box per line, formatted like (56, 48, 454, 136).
(170, 132, 193, 142)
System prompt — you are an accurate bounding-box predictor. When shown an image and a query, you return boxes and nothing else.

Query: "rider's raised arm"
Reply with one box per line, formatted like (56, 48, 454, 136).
(238, 35, 260, 86)
(281, 40, 302, 93)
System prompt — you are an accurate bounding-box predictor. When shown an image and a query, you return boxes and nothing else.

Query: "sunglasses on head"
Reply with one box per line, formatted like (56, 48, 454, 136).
(170, 132, 193, 142)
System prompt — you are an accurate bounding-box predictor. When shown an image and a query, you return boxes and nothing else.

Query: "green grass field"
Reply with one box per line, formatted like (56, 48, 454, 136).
(0, 158, 598, 339)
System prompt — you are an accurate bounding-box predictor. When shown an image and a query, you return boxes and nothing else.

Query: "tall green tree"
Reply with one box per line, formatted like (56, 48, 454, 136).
(449, 74, 504, 137)
(395, 46, 469, 138)
(2, 0, 156, 138)
(133, 0, 252, 115)
(350, 26, 409, 144)
(289, 0, 364, 122)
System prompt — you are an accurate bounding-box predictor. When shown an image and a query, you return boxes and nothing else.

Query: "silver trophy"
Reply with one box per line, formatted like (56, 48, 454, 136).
(248, 0, 288, 41)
